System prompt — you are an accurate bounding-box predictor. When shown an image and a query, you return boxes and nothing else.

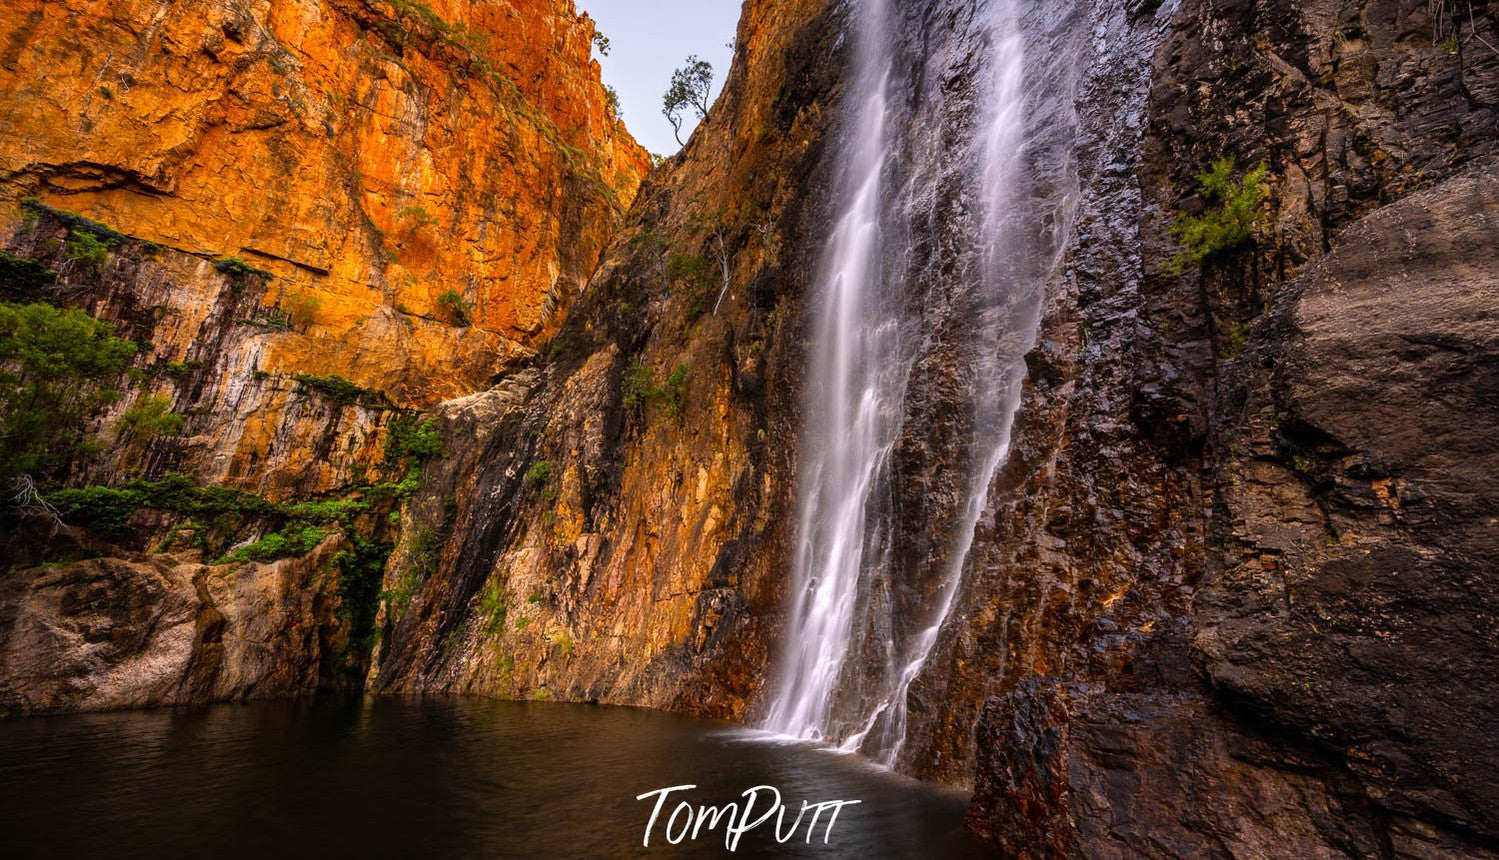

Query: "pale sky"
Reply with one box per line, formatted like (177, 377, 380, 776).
(579, 1, 743, 156)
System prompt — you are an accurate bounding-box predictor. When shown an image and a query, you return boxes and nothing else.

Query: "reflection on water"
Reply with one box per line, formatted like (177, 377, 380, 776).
(0, 697, 986, 858)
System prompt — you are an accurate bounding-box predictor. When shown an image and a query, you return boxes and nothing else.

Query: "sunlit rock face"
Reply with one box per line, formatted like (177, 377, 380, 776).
(368, 0, 847, 719)
(0, 0, 646, 709)
(2, 0, 1498, 853)
(0, 0, 647, 493)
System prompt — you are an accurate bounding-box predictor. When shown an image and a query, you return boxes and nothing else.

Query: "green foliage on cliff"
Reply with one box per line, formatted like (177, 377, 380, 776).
(43, 473, 367, 540)
(0, 301, 138, 486)
(479, 578, 508, 635)
(21, 198, 129, 245)
(657, 364, 690, 420)
(524, 460, 553, 486)
(64, 231, 116, 277)
(334, 533, 394, 653)
(436, 289, 470, 326)
(120, 394, 185, 439)
(1169, 157, 1268, 273)
(294, 373, 392, 409)
(620, 358, 690, 422)
(0, 250, 56, 299)
(385, 415, 442, 463)
(662, 55, 714, 146)
(621, 357, 655, 410)
(212, 257, 274, 281)
(219, 522, 330, 564)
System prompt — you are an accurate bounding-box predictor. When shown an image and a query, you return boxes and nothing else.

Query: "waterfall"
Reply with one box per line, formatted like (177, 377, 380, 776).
(763, 0, 1084, 766)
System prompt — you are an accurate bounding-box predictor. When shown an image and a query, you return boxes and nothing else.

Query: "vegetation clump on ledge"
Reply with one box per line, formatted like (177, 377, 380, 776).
(436, 289, 470, 326)
(0, 301, 138, 486)
(20, 198, 130, 245)
(213, 256, 275, 281)
(0, 250, 57, 298)
(293, 373, 393, 409)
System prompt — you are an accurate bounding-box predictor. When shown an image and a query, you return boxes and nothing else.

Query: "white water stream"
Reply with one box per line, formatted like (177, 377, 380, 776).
(763, 0, 1081, 767)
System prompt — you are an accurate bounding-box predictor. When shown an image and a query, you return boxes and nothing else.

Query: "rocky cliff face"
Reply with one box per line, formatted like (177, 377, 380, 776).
(374, 0, 1499, 853)
(961, 0, 1499, 855)
(0, 0, 646, 711)
(368, 0, 844, 715)
(0, 0, 645, 492)
(2, 0, 1497, 853)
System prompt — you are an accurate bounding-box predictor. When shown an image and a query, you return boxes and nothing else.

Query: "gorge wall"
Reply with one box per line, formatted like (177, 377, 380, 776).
(1, 0, 1497, 856)
(0, 0, 646, 712)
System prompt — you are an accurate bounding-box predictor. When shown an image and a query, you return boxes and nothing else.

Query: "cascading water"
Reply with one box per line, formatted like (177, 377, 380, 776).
(763, 0, 1085, 766)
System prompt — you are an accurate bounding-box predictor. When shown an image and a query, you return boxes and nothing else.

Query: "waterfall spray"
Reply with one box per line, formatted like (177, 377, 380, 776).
(764, 0, 1082, 766)
(761, 0, 896, 742)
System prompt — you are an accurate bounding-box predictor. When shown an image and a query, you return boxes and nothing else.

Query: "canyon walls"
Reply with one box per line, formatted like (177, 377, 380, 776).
(0, 0, 646, 492)
(369, 0, 845, 715)
(0, 0, 646, 712)
(960, 0, 1499, 855)
(1, 0, 1497, 854)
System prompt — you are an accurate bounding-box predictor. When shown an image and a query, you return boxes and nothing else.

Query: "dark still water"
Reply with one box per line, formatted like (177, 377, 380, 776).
(0, 697, 988, 858)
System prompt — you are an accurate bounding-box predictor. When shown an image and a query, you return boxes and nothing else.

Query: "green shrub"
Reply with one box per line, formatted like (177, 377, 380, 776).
(621, 357, 655, 410)
(42, 485, 140, 535)
(213, 257, 274, 280)
(398, 204, 437, 229)
(479, 579, 508, 634)
(0, 250, 56, 298)
(334, 533, 393, 654)
(293, 373, 391, 408)
(436, 289, 470, 326)
(384, 415, 442, 464)
(45, 473, 307, 539)
(524, 460, 553, 486)
(20, 199, 127, 244)
(658, 363, 689, 420)
(0, 302, 137, 484)
(64, 231, 115, 276)
(283, 496, 368, 523)
(666, 253, 713, 287)
(1169, 157, 1268, 273)
(218, 522, 330, 564)
(161, 359, 204, 378)
(120, 394, 185, 439)
(619, 358, 690, 421)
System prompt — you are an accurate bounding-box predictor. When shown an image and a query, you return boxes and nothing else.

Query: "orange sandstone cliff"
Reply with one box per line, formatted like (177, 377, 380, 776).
(0, 0, 646, 707)
(0, 0, 647, 496)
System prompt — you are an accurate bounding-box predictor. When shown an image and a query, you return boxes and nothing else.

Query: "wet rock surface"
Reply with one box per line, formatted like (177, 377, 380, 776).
(966, 0, 1499, 853)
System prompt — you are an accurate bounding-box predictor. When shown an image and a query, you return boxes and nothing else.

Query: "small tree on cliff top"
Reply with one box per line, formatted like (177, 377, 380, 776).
(662, 56, 714, 146)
